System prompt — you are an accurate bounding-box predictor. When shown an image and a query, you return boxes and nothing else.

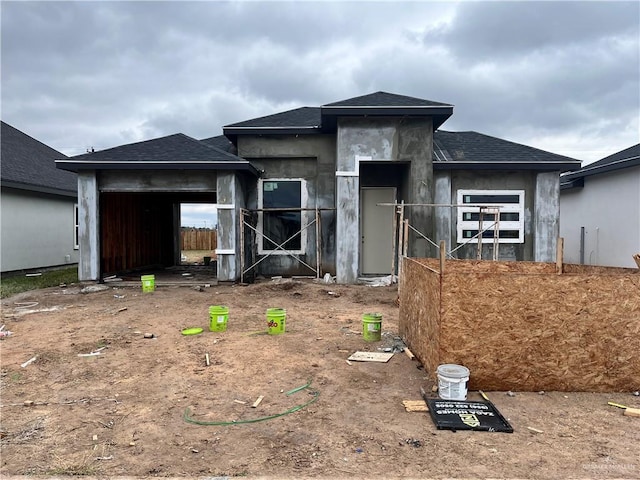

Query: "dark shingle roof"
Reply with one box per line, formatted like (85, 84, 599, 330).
(1, 121, 76, 196)
(224, 107, 321, 129)
(223, 92, 455, 138)
(560, 143, 640, 189)
(581, 143, 640, 169)
(433, 131, 581, 171)
(56, 133, 258, 175)
(323, 91, 452, 108)
(200, 135, 237, 154)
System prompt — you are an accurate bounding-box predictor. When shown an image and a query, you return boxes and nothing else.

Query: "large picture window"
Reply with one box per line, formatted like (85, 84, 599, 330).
(456, 190, 525, 244)
(258, 179, 306, 254)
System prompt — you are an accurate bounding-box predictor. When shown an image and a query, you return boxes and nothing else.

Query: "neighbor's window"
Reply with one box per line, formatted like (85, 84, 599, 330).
(258, 179, 307, 254)
(456, 190, 525, 243)
(74, 204, 79, 249)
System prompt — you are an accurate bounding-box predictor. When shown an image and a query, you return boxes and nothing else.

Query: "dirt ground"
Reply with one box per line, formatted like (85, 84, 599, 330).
(1, 276, 639, 479)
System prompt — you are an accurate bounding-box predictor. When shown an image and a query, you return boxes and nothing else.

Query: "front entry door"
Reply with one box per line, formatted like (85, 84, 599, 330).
(361, 187, 395, 275)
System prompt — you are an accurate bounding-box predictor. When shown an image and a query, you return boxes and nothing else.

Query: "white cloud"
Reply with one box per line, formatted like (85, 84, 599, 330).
(181, 204, 217, 228)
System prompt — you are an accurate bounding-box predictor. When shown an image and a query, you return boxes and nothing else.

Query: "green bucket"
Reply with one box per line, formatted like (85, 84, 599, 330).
(209, 305, 229, 332)
(141, 275, 155, 293)
(266, 308, 286, 335)
(362, 313, 382, 342)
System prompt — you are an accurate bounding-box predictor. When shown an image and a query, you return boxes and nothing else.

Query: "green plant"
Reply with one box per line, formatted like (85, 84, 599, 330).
(46, 451, 100, 476)
(0, 267, 78, 298)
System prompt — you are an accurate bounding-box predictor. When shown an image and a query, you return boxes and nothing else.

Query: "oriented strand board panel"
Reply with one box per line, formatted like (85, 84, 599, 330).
(401, 258, 640, 392)
(399, 258, 441, 378)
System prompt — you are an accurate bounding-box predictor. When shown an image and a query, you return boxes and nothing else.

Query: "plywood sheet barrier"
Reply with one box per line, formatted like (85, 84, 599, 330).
(399, 258, 640, 392)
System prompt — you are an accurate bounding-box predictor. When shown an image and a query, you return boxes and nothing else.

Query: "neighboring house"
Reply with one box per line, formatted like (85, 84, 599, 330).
(56, 92, 580, 283)
(1, 121, 79, 272)
(560, 143, 640, 268)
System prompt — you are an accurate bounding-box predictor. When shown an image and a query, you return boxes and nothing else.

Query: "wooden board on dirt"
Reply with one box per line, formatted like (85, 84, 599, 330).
(348, 351, 394, 363)
(402, 400, 428, 412)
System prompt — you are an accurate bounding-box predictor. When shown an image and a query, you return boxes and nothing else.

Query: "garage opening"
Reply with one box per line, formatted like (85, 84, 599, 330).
(99, 192, 216, 276)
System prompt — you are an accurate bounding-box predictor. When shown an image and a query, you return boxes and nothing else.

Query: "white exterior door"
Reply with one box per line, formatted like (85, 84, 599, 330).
(361, 187, 395, 275)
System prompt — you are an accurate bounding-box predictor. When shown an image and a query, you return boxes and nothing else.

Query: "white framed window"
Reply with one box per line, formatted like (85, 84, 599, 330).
(74, 203, 80, 250)
(257, 179, 307, 255)
(456, 190, 525, 244)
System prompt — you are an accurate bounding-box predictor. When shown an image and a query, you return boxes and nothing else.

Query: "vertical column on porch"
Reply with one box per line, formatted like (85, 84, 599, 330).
(434, 171, 452, 257)
(534, 171, 560, 262)
(216, 172, 242, 281)
(77, 171, 100, 281)
(335, 136, 360, 283)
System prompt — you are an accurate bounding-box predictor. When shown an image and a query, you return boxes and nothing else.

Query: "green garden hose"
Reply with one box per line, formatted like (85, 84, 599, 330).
(183, 379, 319, 426)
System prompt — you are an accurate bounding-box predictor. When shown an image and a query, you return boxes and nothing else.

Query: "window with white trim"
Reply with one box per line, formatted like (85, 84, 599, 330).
(258, 179, 307, 254)
(74, 203, 80, 250)
(456, 190, 525, 243)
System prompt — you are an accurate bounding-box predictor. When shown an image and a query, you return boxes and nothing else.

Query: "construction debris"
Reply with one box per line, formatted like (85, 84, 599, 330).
(252, 396, 264, 408)
(81, 285, 110, 294)
(21, 356, 37, 368)
(347, 351, 394, 363)
(402, 400, 429, 412)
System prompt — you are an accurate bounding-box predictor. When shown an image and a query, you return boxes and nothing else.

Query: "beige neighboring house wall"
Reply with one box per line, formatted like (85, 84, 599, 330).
(560, 144, 640, 268)
(1, 121, 78, 273)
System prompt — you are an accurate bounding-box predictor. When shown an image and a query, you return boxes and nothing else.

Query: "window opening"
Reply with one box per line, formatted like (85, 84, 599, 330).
(457, 190, 525, 244)
(258, 179, 306, 254)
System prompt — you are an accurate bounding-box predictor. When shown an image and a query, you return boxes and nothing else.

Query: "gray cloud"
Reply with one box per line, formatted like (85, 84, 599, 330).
(1, 1, 637, 161)
(424, 1, 639, 62)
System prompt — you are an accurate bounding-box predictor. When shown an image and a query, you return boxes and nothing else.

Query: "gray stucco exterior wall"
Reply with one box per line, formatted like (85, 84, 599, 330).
(400, 118, 434, 258)
(237, 135, 336, 278)
(335, 117, 434, 281)
(534, 171, 560, 262)
(77, 171, 100, 281)
(434, 171, 453, 251)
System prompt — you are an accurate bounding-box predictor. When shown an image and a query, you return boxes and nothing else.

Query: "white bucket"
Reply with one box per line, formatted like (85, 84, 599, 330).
(437, 364, 470, 400)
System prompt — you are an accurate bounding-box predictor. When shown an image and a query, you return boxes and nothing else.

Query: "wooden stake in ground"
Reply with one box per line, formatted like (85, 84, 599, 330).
(404, 347, 416, 361)
(608, 401, 640, 417)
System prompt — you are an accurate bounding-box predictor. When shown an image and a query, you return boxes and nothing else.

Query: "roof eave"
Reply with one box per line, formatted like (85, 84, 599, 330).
(55, 160, 260, 176)
(560, 156, 640, 182)
(321, 105, 453, 117)
(1, 179, 77, 198)
(433, 161, 581, 172)
(222, 126, 320, 137)
(560, 178, 585, 191)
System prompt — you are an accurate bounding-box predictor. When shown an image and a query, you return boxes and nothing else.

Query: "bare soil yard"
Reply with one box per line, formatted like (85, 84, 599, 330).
(1, 278, 639, 478)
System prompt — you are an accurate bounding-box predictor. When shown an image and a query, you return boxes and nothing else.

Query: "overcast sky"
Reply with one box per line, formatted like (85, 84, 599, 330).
(2, 1, 639, 164)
